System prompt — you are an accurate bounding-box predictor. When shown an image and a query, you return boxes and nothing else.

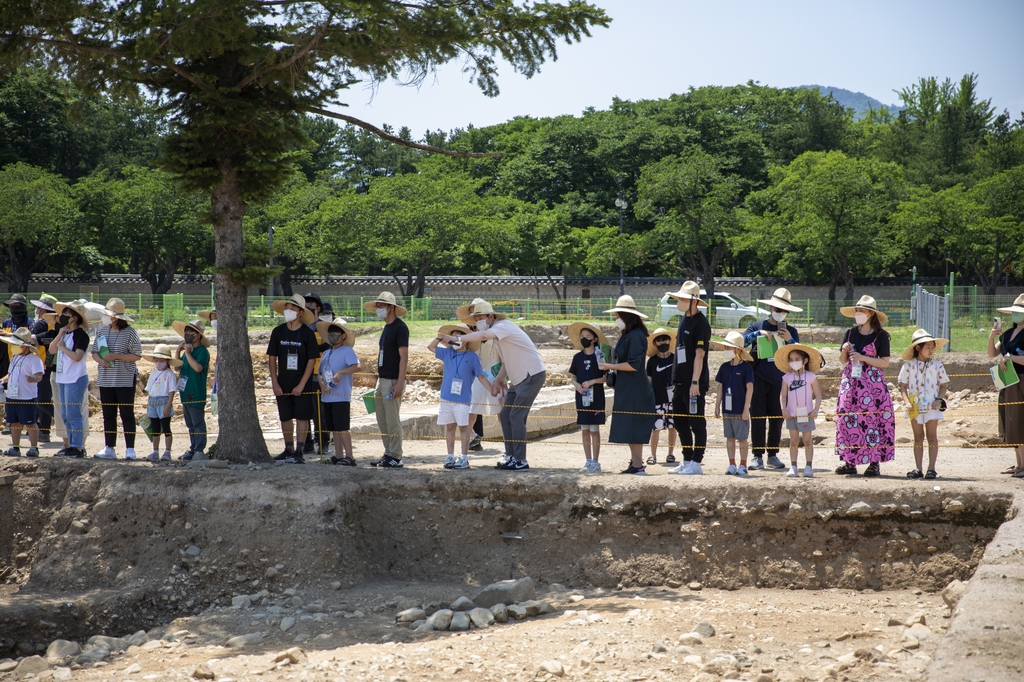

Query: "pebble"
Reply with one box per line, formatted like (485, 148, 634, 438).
(0, 661, 17, 673)
(538, 660, 565, 676)
(52, 668, 72, 681)
(231, 595, 251, 608)
(845, 501, 874, 516)
(123, 663, 141, 674)
(193, 663, 215, 679)
(273, 647, 307, 665)
(264, 566, 280, 579)
(693, 621, 716, 638)
(76, 645, 111, 663)
(651, 642, 667, 653)
(185, 545, 202, 556)
(396, 607, 427, 623)
(905, 623, 932, 640)
(473, 577, 535, 608)
(683, 654, 703, 666)
(905, 612, 926, 626)
(942, 579, 967, 608)
(226, 632, 263, 648)
(688, 582, 703, 591)
(280, 617, 296, 632)
(569, 594, 585, 602)
(678, 633, 705, 646)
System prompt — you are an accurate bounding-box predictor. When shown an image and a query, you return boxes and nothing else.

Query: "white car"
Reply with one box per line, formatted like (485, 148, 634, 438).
(659, 291, 770, 328)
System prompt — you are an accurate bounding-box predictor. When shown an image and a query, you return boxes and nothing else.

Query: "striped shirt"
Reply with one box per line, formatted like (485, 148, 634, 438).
(92, 325, 142, 387)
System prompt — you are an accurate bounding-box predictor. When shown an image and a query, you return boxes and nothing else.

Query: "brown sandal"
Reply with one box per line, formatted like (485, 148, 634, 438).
(1001, 465, 1019, 475)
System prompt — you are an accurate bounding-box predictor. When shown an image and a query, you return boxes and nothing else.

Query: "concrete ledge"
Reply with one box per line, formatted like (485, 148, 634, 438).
(927, 491, 1024, 682)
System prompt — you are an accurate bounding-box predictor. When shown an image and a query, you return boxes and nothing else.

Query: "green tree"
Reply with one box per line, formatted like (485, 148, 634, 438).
(0, 162, 80, 291)
(1, 0, 609, 461)
(0, 68, 70, 172)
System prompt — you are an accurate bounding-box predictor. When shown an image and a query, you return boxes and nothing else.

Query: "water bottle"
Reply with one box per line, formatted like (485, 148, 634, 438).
(594, 345, 605, 365)
(582, 387, 593, 407)
(689, 396, 698, 415)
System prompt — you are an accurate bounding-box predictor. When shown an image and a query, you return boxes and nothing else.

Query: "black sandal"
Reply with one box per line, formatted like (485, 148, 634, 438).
(666, 454, 676, 464)
(647, 455, 657, 465)
(835, 463, 858, 475)
(925, 469, 938, 479)
(864, 463, 880, 477)
(907, 469, 923, 479)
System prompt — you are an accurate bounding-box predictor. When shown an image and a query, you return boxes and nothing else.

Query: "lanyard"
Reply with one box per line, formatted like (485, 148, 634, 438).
(790, 373, 812, 410)
(9, 355, 26, 382)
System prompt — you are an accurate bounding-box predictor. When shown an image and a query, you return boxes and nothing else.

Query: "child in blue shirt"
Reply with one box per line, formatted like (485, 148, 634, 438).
(316, 319, 361, 466)
(713, 332, 755, 476)
(429, 325, 493, 469)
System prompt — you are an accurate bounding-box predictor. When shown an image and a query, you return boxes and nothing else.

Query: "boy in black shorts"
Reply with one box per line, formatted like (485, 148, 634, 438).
(267, 294, 320, 463)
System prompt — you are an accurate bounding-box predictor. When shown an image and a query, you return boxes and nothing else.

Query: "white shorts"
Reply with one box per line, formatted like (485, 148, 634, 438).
(438, 401, 472, 426)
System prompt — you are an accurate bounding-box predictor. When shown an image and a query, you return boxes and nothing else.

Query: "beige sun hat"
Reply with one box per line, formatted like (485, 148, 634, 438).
(603, 295, 649, 319)
(141, 343, 183, 368)
(901, 329, 949, 361)
(272, 294, 316, 325)
(567, 322, 608, 351)
(361, 291, 408, 317)
(53, 300, 89, 325)
(456, 297, 488, 324)
(171, 318, 212, 347)
(101, 297, 134, 323)
(711, 331, 755, 362)
(665, 280, 707, 307)
(437, 324, 480, 352)
(773, 342, 824, 372)
(757, 287, 803, 313)
(0, 327, 37, 348)
(460, 299, 508, 325)
(646, 327, 677, 357)
(996, 294, 1024, 315)
(839, 295, 889, 326)
(198, 309, 216, 321)
(316, 318, 356, 347)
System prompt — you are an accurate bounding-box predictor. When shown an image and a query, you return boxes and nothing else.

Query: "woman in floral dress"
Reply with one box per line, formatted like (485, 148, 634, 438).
(835, 296, 895, 476)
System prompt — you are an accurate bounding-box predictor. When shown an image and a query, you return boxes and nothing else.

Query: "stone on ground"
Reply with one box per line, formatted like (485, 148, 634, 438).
(45, 639, 81, 663)
(449, 596, 476, 611)
(469, 607, 495, 629)
(449, 611, 471, 632)
(473, 577, 535, 608)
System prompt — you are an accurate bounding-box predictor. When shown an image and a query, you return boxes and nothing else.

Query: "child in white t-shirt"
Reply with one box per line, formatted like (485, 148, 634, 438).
(777, 344, 823, 478)
(142, 344, 180, 462)
(897, 330, 950, 480)
(2, 329, 46, 457)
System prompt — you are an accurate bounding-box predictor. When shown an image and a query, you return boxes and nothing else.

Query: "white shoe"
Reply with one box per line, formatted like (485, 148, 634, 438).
(787, 465, 798, 477)
(668, 461, 687, 474)
(589, 461, 601, 473)
(125, 448, 137, 460)
(94, 446, 117, 460)
(579, 460, 593, 472)
(725, 464, 738, 476)
(452, 456, 470, 469)
(804, 465, 814, 478)
(737, 465, 749, 476)
(681, 461, 703, 475)
(161, 450, 172, 461)
(443, 454, 456, 469)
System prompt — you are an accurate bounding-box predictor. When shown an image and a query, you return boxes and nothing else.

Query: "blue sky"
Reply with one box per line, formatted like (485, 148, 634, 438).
(337, 0, 1024, 136)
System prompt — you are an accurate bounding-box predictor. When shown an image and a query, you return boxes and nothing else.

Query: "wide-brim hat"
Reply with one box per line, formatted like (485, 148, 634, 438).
(272, 294, 316, 325)
(361, 291, 408, 317)
(316, 318, 356, 347)
(437, 324, 480, 352)
(603, 295, 649, 319)
(568, 322, 608, 351)
(901, 329, 949, 360)
(102, 297, 134, 322)
(996, 294, 1024, 315)
(456, 297, 489, 325)
(839, 295, 889, 326)
(171, 319, 212, 347)
(773, 342, 824, 372)
(198, 309, 216, 321)
(141, 343, 183, 368)
(646, 327, 677, 357)
(711, 331, 754, 362)
(3, 294, 27, 308)
(53, 300, 89, 325)
(31, 293, 58, 311)
(0, 327, 37, 348)
(665, 280, 707, 308)
(757, 287, 803, 313)
(458, 299, 507, 326)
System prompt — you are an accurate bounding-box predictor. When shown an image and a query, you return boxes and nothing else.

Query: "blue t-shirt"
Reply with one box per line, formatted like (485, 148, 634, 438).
(715, 360, 755, 415)
(436, 346, 484, 404)
(319, 345, 359, 403)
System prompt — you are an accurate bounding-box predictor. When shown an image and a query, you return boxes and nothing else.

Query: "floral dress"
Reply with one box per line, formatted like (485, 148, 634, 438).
(835, 328, 895, 464)
(897, 359, 949, 424)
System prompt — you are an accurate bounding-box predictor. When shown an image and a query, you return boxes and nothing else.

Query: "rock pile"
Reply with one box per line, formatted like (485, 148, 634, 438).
(394, 577, 554, 632)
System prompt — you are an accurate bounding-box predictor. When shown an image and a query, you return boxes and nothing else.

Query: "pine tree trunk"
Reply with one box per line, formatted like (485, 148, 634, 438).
(211, 160, 271, 463)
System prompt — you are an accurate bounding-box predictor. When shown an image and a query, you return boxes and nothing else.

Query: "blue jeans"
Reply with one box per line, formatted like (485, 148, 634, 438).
(182, 400, 207, 454)
(59, 376, 89, 448)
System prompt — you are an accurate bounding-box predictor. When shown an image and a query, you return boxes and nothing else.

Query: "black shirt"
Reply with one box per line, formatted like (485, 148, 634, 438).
(378, 318, 410, 380)
(673, 310, 711, 390)
(646, 354, 674, 403)
(569, 351, 606, 412)
(1000, 328, 1024, 357)
(843, 327, 891, 358)
(742, 318, 800, 386)
(267, 323, 320, 392)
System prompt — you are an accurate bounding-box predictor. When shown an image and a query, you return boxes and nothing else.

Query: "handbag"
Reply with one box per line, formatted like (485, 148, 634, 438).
(605, 370, 616, 388)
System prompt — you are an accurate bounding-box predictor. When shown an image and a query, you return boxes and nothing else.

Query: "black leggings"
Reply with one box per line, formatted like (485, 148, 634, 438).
(100, 383, 136, 448)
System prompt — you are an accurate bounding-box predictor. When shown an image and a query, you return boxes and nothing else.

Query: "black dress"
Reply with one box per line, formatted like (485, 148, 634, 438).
(569, 351, 606, 425)
(608, 329, 658, 444)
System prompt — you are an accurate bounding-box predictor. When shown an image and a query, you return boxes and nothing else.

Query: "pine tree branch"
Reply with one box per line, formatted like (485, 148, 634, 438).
(237, 18, 332, 90)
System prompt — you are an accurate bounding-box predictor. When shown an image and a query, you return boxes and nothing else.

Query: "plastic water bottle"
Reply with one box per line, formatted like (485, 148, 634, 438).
(851, 360, 863, 379)
(689, 396, 698, 414)
(594, 345, 605, 365)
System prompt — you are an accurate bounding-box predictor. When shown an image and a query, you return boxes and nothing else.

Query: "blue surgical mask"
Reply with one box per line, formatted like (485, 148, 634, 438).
(1013, 312, 1024, 325)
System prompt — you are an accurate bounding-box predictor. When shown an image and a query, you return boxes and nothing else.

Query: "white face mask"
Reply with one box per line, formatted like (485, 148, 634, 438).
(854, 312, 869, 326)
(789, 360, 804, 371)
(615, 318, 626, 330)
(319, 315, 332, 322)
(722, 349, 734, 359)
(283, 309, 298, 322)
(101, 315, 112, 326)
(210, 319, 217, 330)
(156, 360, 168, 370)
(771, 311, 787, 323)
(376, 307, 388, 320)
(475, 318, 489, 332)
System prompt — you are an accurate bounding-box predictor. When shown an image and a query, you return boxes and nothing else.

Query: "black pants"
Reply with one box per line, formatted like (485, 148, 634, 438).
(473, 414, 483, 438)
(100, 383, 136, 448)
(36, 368, 55, 435)
(749, 377, 783, 458)
(304, 384, 328, 450)
(673, 389, 707, 463)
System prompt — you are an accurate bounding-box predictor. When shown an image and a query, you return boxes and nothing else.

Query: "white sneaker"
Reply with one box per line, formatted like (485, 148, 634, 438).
(681, 461, 703, 475)
(443, 454, 456, 469)
(161, 450, 172, 461)
(589, 461, 601, 473)
(737, 465, 749, 476)
(579, 460, 593, 472)
(125, 448, 137, 460)
(452, 456, 470, 469)
(94, 446, 117, 460)
(787, 465, 798, 477)
(804, 465, 814, 478)
(725, 464, 738, 476)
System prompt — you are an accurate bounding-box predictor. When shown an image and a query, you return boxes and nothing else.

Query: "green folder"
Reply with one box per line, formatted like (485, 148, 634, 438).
(991, 361, 1020, 390)
(362, 392, 376, 414)
(756, 334, 781, 360)
(96, 335, 110, 359)
(600, 343, 612, 361)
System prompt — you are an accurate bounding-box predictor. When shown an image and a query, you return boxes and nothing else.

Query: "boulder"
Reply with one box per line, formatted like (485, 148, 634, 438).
(449, 612, 471, 632)
(449, 596, 476, 611)
(473, 577, 535, 608)
(427, 609, 453, 631)
(14, 656, 49, 677)
(942, 579, 967, 609)
(87, 635, 127, 653)
(45, 640, 81, 663)
(506, 604, 529, 620)
(469, 607, 495, 629)
(678, 632, 704, 646)
(692, 621, 716, 638)
(490, 603, 508, 623)
(396, 608, 427, 623)
(226, 632, 263, 648)
(76, 646, 110, 664)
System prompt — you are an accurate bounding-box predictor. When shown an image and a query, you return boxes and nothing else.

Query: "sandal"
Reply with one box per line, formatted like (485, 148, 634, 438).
(1001, 465, 1019, 475)
(646, 455, 657, 465)
(907, 469, 923, 479)
(1013, 469, 1024, 479)
(864, 463, 880, 477)
(835, 463, 858, 475)
(666, 454, 676, 464)
(925, 469, 938, 479)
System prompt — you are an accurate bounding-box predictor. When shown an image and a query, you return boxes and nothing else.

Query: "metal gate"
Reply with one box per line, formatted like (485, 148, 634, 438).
(910, 285, 951, 352)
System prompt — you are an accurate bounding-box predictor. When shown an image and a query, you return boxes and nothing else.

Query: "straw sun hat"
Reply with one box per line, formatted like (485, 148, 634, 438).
(457, 299, 507, 326)
(646, 327, 677, 357)
(996, 294, 1024, 315)
(0, 327, 37, 348)
(568, 322, 608, 351)
(316, 318, 356, 347)
(101, 297, 134, 322)
(437, 324, 480, 352)
(711, 331, 754, 362)
(839, 295, 889, 326)
(901, 329, 949, 361)
(757, 287, 803, 313)
(772, 342, 825, 372)
(665, 280, 707, 308)
(53, 300, 89, 325)
(272, 293, 316, 325)
(141, 343, 183, 368)
(603, 295, 649, 319)
(171, 318, 212, 347)
(361, 291, 408, 317)
(198, 309, 216, 321)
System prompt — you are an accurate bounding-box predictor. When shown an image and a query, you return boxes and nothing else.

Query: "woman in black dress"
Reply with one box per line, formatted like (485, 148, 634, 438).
(599, 295, 658, 475)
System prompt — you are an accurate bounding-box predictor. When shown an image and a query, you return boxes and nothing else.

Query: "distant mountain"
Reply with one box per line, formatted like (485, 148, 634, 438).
(798, 85, 904, 119)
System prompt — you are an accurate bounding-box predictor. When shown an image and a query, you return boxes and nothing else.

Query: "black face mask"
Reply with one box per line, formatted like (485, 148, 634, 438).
(656, 342, 670, 353)
(59, 315, 70, 326)
(327, 333, 342, 346)
(10, 305, 27, 316)
(580, 337, 593, 348)
(183, 332, 196, 345)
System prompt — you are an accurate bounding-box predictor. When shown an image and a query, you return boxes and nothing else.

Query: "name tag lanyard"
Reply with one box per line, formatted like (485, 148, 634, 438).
(449, 349, 466, 396)
(7, 355, 26, 398)
(285, 326, 300, 371)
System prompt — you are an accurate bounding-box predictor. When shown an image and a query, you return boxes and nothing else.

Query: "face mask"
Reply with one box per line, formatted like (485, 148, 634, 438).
(476, 318, 489, 332)
(283, 309, 298, 322)
(771, 311, 787, 323)
(59, 315, 70, 326)
(155, 360, 168, 370)
(101, 315, 112, 326)
(376, 307, 388, 320)
(320, 315, 332, 323)
(211, 320, 217, 330)
(615, 318, 626, 330)
(854, 312, 869, 326)
(580, 337, 593, 348)
(306, 307, 317, 316)
(10, 306, 26, 317)
(722, 349, 734, 359)
(327, 333, 342, 346)
(183, 332, 196, 345)
(656, 342, 670, 353)
(1013, 313, 1024, 324)
(789, 360, 805, 371)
